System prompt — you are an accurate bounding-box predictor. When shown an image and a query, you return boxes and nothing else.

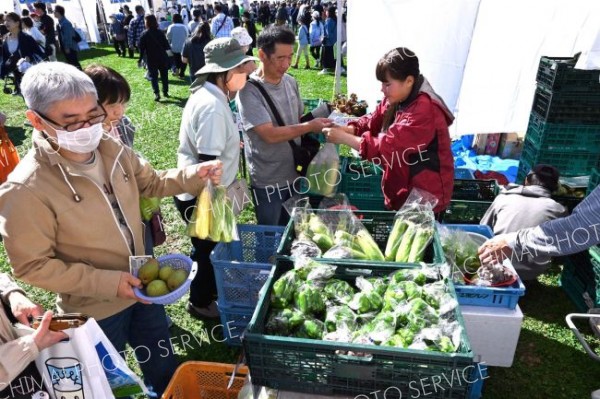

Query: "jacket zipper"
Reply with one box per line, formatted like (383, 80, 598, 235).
(64, 147, 136, 256)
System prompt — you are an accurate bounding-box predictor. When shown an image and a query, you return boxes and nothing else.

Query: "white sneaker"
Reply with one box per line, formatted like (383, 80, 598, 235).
(318, 69, 328, 75)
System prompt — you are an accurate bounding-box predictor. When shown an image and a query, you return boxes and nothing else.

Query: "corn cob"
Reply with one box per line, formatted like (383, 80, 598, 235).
(385, 218, 408, 261)
(395, 223, 416, 263)
(407, 227, 432, 263)
(355, 230, 384, 261)
(195, 187, 212, 239)
(209, 186, 225, 241)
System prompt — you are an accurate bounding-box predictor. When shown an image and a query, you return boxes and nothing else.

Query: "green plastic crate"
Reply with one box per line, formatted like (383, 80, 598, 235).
(452, 179, 500, 201)
(339, 157, 384, 197)
(302, 98, 322, 113)
(531, 84, 600, 124)
(242, 261, 475, 398)
(346, 193, 386, 211)
(588, 168, 600, 196)
(440, 200, 493, 224)
(536, 56, 600, 93)
(521, 137, 600, 177)
(525, 113, 600, 152)
(276, 209, 445, 268)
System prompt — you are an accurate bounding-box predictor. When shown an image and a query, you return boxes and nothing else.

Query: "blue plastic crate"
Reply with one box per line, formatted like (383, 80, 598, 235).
(218, 304, 254, 346)
(468, 364, 488, 399)
(442, 224, 526, 309)
(211, 225, 284, 309)
(455, 168, 475, 180)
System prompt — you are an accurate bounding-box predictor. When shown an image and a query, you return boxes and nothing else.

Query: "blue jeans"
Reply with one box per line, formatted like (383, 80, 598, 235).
(97, 303, 177, 398)
(251, 185, 293, 226)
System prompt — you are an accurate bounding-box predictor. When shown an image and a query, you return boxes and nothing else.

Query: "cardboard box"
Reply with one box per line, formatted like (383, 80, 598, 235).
(498, 133, 523, 159)
(474, 133, 502, 156)
(461, 304, 523, 367)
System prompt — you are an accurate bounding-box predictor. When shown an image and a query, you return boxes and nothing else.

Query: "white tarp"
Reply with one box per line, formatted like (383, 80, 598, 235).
(347, 0, 600, 136)
(13, 0, 101, 43)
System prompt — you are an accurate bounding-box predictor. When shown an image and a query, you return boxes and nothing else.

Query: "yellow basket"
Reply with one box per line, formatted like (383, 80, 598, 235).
(162, 362, 249, 399)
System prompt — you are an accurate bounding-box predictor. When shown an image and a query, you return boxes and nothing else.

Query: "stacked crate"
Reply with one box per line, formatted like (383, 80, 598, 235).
(561, 247, 600, 312)
(517, 56, 600, 183)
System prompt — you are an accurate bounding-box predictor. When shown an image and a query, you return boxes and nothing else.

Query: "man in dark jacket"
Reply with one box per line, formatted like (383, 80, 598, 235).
(33, 2, 56, 61)
(54, 5, 81, 69)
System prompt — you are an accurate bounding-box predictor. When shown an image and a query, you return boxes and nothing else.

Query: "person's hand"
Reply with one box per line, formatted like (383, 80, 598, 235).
(8, 291, 43, 326)
(197, 160, 223, 185)
(64, 48, 70, 54)
(32, 311, 68, 351)
(478, 236, 513, 266)
(307, 118, 333, 132)
(322, 126, 349, 145)
(117, 272, 150, 304)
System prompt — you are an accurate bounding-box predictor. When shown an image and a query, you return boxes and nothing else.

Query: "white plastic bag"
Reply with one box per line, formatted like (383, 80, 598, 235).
(305, 143, 340, 197)
(35, 318, 148, 399)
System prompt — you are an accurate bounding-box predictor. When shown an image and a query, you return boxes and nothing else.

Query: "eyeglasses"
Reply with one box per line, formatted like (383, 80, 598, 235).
(35, 105, 107, 132)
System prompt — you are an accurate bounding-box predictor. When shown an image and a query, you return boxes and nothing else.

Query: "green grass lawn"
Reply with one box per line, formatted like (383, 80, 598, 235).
(1, 45, 599, 398)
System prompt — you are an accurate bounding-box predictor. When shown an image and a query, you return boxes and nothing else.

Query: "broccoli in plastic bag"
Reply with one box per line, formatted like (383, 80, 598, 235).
(295, 318, 326, 339)
(325, 305, 357, 333)
(366, 277, 388, 297)
(382, 328, 415, 348)
(265, 308, 305, 336)
(363, 311, 397, 344)
(349, 291, 383, 314)
(324, 279, 355, 304)
(294, 258, 336, 281)
(271, 270, 301, 308)
(294, 282, 326, 315)
(391, 269, 427, 286)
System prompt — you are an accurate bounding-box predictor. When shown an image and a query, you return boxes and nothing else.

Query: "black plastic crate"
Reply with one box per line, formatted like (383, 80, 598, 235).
(525, 113, 600, 152)
(440, 200, 493, 224)
(520, 137, 600, 177)
(242, 261, 475, 398)
(536, 56, 600, 93)
(452, 179, 499, 201)
(531, 85, 600, 124)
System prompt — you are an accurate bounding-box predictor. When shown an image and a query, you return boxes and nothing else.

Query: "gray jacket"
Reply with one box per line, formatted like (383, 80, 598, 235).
(480, 184, 567, 280)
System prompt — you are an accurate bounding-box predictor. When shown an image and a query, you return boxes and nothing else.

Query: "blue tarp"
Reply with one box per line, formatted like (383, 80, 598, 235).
(452, 139, 520, 183)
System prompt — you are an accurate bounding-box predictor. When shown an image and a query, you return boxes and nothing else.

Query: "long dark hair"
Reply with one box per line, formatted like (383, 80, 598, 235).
(145, 14, 159, 30)
(376, 47, 420, 131)
(191, 21, 211, 44)
(5, 12, 22, 32)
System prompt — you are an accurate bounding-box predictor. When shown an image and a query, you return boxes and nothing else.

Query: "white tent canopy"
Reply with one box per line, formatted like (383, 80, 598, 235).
(348, 0, 600, 136)
(9, 0, 102, 43)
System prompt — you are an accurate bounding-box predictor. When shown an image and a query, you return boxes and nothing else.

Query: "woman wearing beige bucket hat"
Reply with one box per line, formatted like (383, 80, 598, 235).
(174, 37, 257, 319)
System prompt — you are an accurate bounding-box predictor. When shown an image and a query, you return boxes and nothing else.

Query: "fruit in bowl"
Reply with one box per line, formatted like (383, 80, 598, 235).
(138, 259, 188, 297)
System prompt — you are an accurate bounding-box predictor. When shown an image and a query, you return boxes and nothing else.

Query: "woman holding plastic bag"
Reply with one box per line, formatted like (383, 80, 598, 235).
(323, 48, 454, 214)
(0, 273, 67, 398)
(174, 37, 257, 320)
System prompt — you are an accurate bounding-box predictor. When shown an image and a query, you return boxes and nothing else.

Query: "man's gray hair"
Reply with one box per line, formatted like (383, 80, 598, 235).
(21, 62, 98, 113)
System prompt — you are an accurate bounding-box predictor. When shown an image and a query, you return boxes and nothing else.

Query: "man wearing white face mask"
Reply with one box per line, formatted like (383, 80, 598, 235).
(0, 62, 223, 398)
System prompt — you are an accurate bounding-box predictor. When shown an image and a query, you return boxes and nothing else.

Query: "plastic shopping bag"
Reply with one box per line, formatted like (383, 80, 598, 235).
(34, 318, 148, 399)
(305, 143, 340, 197)
(187, 181, 239, 242)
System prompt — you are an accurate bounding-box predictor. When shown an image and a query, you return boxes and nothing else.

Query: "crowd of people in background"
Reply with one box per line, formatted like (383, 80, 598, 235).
(0, 1, 346, 98)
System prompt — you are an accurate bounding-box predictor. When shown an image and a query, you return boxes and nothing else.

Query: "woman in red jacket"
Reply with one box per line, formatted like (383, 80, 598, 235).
(324, 47, 454, 213)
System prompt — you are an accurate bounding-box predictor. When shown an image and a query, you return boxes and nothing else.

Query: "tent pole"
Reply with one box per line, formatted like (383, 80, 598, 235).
(77, 0, 92, 41)
(333, 0, 343, 96)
